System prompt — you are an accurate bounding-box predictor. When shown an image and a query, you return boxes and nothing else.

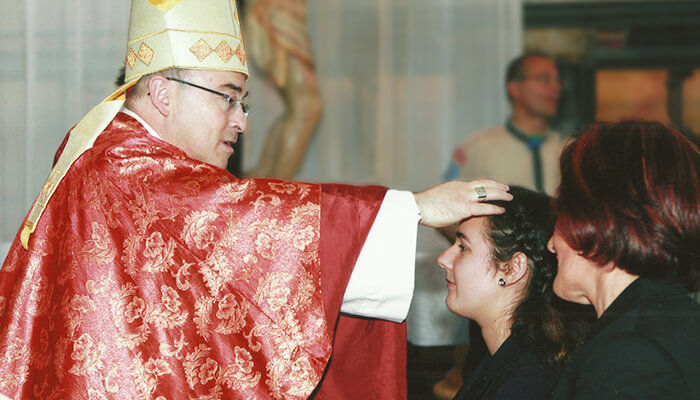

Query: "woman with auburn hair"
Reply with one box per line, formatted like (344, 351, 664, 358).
(438, 186, 591, 400)
(549, 121, 700, 399)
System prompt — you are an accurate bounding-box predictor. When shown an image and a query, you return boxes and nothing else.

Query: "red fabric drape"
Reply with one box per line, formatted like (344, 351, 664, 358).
(312, 184, 407, 399)
(0, 113, 406, 399)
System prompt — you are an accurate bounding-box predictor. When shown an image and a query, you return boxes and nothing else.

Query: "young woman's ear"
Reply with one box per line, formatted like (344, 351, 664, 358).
(499, 251, 529, 287)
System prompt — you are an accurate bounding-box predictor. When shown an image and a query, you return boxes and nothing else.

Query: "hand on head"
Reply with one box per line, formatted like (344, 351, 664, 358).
(414, 179, 512, 228)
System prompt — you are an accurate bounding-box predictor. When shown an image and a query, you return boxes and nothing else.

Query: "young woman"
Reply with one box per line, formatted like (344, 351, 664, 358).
(548, 121, 700, 399)
(438, 186, 590, 400)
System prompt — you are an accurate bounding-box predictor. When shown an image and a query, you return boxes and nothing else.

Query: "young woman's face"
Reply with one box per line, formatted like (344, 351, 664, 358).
(437, 217, 500, 322)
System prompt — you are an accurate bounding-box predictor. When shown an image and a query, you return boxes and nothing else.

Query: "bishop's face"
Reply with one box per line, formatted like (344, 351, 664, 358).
(164, 69, 248, 169)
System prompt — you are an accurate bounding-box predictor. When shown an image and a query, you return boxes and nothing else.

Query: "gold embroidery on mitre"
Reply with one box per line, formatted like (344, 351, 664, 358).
(234, 43, 247, 65)
(146, 0, 183, 13)
(136, 42, 155, 66)
(126, 47, 137, 69)
(190, 39, 214, 62)
(214, 40, 234, 63)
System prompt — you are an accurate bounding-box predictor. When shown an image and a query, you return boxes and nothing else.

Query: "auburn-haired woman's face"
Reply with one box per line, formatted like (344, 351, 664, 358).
(547, 228, 597, 305)
(437, 217, 501, 322)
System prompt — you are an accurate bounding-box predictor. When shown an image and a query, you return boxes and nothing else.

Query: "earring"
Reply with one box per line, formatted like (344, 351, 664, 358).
(498, 278, 506, 287)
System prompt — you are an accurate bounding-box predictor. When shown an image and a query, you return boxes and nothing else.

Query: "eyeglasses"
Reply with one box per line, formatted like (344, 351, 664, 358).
(167, 77, 249, 117)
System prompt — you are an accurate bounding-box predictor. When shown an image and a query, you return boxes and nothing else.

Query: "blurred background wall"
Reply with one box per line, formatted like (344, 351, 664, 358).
(241, 0, 521, 188)
(525, 0, 700, 141)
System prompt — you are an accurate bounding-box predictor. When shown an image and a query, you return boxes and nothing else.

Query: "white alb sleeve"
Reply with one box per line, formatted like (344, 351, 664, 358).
(339, 189, 420, 323)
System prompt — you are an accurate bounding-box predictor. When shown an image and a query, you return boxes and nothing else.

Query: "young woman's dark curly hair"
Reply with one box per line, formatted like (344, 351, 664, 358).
(485, 186, 593, 370)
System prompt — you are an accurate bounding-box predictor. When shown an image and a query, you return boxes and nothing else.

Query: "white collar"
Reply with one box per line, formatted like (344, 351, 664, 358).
(121, 107, 165, 141)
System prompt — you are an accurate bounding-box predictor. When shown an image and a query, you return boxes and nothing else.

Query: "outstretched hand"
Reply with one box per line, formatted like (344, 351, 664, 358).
(413, 179, 512, 228)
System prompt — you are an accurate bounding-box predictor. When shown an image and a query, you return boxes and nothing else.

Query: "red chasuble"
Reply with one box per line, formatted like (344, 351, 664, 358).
(0, 113, 406, 399)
